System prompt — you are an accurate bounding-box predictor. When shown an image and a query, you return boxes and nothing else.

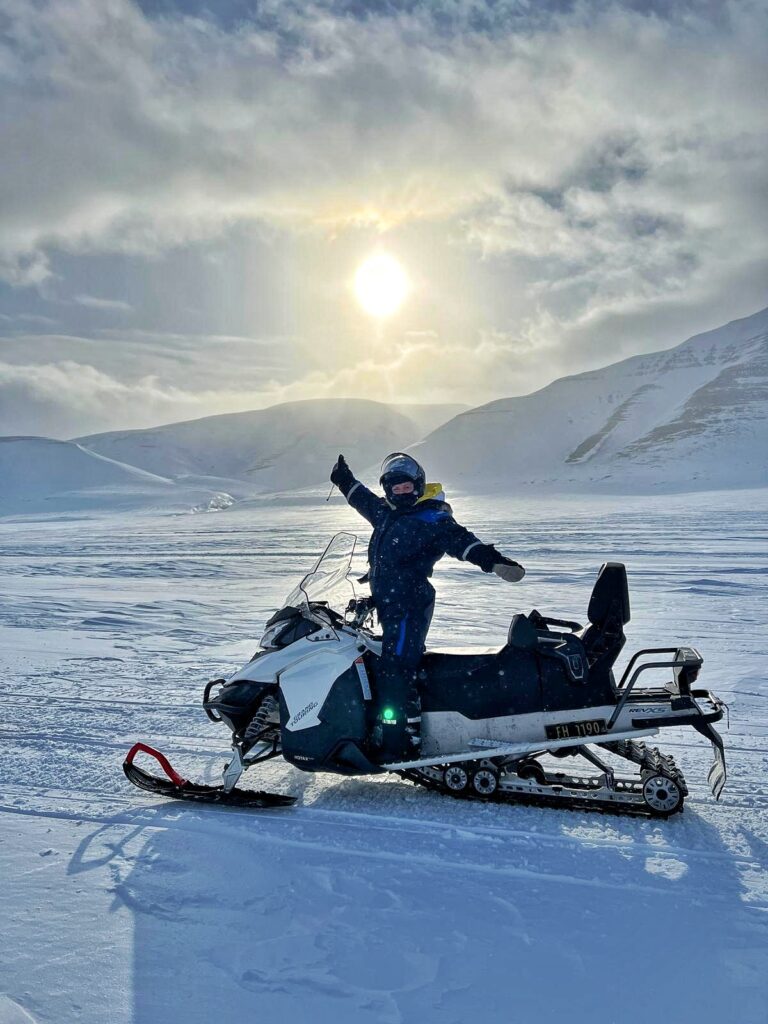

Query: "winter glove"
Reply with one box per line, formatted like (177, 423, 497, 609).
(493, 557, 526, 583)
(330, 453, 355, 495)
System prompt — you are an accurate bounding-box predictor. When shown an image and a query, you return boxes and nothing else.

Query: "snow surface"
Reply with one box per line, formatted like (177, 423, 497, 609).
(0, 492, 767, 1024)
(414, 306, 768, 493)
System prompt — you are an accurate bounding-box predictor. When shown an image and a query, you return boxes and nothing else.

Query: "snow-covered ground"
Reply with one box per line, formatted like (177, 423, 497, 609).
(1, 491, 766, 1024)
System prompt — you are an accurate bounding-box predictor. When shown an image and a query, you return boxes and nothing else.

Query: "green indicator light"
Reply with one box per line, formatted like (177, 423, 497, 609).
(382, 707, 395, 721)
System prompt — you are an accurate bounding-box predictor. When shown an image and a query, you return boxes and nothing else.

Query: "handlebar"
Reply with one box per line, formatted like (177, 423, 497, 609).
(531, 613, 584, 633)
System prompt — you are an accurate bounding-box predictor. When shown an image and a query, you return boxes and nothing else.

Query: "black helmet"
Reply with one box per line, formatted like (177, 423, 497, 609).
(379, 452, 426, 508)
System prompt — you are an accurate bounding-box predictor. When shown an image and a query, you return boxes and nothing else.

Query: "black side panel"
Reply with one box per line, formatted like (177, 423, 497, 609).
(280, 667, 378, 775)
(419, 649, 542, 719)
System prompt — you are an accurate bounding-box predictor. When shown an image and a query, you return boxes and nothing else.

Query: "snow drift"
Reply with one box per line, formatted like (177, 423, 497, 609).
(0, 436, 182, 513)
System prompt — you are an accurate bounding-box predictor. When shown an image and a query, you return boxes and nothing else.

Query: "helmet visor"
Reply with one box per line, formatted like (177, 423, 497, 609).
(380, 452, 423, 482)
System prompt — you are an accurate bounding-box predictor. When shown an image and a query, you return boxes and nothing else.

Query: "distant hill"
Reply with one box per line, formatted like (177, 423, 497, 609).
(0, 436, 185, 513)
(413, 307, 768, 493)
(75, 398, 444, 494)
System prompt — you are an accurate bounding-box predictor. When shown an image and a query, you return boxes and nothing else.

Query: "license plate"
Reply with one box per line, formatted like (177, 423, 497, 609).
(545, 718, 606, 740)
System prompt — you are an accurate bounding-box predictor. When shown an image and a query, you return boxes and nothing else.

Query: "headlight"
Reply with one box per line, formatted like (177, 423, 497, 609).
(260, 621, 287, 649)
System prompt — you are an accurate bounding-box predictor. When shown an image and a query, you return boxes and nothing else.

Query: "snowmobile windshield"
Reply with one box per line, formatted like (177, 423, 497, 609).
(281, 532, 357, 622)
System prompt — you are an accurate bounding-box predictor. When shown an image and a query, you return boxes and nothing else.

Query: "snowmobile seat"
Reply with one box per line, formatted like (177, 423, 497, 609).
(419, 647, 542, 719)
(419, 568, 631, 722)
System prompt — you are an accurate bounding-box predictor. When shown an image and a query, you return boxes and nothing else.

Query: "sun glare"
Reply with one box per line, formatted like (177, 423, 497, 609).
(354, 251, 409, 318)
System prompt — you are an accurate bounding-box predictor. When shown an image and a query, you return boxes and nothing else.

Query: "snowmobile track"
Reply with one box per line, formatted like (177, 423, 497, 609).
(400, 768, 662, 819)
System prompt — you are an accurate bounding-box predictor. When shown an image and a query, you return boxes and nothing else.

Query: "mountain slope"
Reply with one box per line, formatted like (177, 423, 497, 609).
(76, 399, 427, 494)
(392, 403, 469, 436)
(0, 436, 181, 512)
(413, 307, 768, 493)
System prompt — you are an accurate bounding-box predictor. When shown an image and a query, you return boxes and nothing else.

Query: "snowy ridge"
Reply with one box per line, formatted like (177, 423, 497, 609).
(414, 306, 768, 492)
(75, 398, 455, 495)
(0, 436, 189, 514)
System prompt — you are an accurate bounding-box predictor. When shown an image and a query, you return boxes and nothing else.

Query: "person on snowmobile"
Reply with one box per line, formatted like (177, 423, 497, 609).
(330, 451, 525, 762)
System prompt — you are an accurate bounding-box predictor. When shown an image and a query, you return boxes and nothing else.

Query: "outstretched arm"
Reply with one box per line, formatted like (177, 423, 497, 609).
(440, 517, 525, 581)
(330, 454, 385, 526)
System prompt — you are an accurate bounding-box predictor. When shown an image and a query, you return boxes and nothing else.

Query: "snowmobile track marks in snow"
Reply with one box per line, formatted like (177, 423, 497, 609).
(0, 784, 763, 872)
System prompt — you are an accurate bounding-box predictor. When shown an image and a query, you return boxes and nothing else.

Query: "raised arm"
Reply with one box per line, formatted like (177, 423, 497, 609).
(439, 515, 526, 581)
(330, 454, 386, 526)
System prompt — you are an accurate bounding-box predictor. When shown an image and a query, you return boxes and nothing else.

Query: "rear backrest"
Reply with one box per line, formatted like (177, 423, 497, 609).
(588, 562, 630, 627)
(581, 563, 630, 690)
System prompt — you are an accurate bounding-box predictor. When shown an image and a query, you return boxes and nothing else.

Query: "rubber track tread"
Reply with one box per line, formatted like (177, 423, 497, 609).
(400, 742, 688, 819)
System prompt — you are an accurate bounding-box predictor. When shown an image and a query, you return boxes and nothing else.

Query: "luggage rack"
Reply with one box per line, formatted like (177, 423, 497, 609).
(608, 646, 702, 728)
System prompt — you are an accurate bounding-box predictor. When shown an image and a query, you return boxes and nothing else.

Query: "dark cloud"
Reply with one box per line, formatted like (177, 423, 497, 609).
(0, 327, 298, 436)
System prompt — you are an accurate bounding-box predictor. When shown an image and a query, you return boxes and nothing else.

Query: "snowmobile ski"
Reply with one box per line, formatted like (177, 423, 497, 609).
(123, 743, 296, 808)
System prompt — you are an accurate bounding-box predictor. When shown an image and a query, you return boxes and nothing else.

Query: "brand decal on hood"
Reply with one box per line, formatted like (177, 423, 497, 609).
(291, 700, 319, 725)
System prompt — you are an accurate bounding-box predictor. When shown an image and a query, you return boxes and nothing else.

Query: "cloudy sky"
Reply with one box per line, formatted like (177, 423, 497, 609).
(1, 0, 766, 437)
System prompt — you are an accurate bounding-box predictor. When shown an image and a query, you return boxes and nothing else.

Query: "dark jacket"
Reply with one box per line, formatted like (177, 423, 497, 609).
(343, 478, 500, 617)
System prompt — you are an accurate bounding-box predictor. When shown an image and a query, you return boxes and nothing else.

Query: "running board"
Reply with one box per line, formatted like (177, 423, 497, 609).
(123, 743, 296, 809)
(385, 726, 659, 771)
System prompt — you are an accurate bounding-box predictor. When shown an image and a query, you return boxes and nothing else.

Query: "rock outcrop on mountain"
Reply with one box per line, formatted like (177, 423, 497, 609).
(413, 307, 768, 493)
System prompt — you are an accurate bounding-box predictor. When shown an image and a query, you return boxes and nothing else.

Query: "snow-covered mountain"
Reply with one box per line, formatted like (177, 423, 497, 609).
(413, 307, 768, 493)
(76, 399, 439, 494)
(4, 312, 765, 511)
(0, 436, 185, 512)
(391, 402, 468, 436)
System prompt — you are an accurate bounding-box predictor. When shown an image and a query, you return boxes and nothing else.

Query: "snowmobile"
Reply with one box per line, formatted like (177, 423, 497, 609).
(124, 533, 727, 818)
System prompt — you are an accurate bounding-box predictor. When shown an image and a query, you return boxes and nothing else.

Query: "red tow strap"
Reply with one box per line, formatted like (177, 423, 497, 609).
(124, 742, 188, 787)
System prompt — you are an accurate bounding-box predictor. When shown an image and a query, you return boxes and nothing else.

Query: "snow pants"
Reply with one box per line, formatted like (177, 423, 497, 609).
(376, 596, 435, 761)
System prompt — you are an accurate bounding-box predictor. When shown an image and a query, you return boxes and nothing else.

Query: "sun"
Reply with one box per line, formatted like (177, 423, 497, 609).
(354, 251, 410, 318)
